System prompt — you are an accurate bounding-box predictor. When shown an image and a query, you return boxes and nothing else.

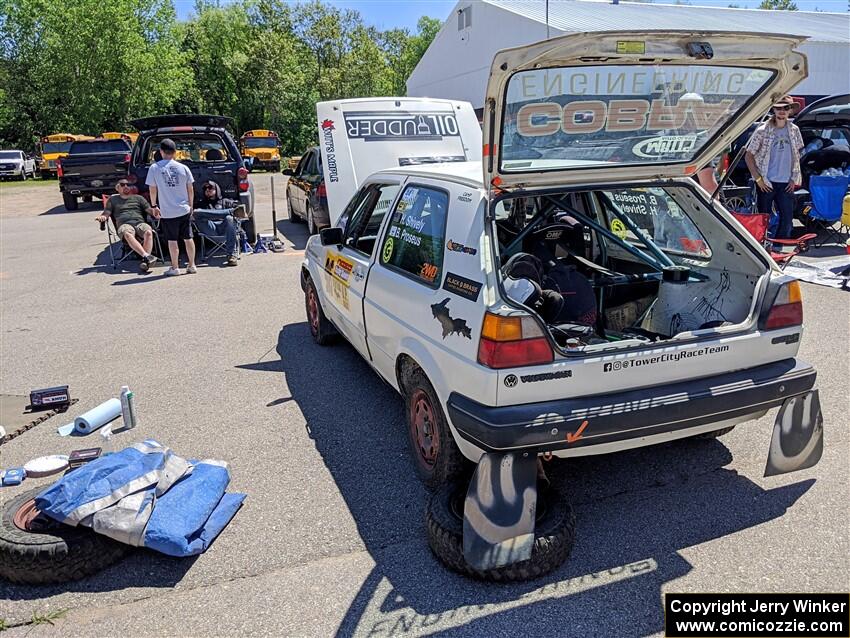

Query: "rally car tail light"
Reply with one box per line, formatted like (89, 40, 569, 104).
(764, 280, 803, 329)
(477, 312, 553, 369)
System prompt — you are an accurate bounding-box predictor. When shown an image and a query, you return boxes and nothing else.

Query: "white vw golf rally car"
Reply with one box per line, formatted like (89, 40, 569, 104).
(300, 31, 824, 580)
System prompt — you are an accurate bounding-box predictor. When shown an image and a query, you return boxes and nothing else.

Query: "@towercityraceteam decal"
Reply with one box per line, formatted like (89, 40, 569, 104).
(603, 345, 730, 372)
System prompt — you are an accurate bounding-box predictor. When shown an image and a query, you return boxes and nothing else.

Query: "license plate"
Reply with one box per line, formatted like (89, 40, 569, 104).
(90, 180, 103, 187)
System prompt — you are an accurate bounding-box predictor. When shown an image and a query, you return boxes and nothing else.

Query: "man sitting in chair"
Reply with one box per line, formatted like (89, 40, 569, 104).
(194, 180, 243, 266)
(96, 180, 159, 273)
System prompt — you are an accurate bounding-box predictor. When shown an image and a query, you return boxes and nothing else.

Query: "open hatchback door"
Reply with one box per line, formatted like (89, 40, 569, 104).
(482, 31, 807, 190)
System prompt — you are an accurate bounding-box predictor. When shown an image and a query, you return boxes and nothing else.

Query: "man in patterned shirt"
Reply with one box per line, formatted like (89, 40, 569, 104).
(744, 95, 804, 242)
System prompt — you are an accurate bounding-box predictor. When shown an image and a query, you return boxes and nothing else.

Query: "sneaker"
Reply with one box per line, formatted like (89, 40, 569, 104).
(186, 265, 198, 274)
(226, 255, 238, 266)
(165, 267, 182, 276)
(145, 255, 159, 267)
(139, 260, 150, 273)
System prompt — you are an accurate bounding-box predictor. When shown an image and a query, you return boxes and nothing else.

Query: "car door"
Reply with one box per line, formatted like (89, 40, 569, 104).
(289, 152, 311, 218)
(319, 180, 402, 359)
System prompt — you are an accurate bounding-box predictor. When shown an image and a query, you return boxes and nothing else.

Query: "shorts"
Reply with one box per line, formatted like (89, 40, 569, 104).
(161, 214, 193, 241)
(116, 222, 152, 239)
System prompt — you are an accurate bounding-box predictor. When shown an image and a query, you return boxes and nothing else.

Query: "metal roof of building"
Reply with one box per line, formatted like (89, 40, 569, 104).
(486, 0, 849, 44)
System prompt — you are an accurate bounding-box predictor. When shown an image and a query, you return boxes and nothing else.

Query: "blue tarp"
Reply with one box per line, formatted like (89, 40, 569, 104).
(35, 440, 245, 557)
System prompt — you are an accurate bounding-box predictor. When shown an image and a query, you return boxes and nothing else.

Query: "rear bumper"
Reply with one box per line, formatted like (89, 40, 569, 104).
(447, 359, 816, 453)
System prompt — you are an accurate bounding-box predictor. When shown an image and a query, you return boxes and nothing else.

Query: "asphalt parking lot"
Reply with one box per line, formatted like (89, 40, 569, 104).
(0, 179, 848, 637)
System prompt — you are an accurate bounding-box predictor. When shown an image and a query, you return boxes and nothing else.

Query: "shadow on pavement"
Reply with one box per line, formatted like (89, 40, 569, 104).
(2, 551, 198, 601)
(39, 200, 104, 215)
(273, 322, 816, 637)
(275, 215, 310, 251)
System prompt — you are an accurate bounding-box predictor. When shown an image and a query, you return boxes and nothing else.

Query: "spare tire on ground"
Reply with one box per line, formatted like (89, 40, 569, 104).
(0, 486, 130, 585)
(425, 481, 575, 581)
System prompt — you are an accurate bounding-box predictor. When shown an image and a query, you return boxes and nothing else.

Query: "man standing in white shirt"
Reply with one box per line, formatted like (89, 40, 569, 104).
(147, 139, 197, 275)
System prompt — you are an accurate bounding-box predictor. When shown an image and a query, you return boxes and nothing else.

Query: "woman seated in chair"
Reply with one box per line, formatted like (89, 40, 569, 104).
(96, 180, 159, 273)
(194, 180, 243, 266)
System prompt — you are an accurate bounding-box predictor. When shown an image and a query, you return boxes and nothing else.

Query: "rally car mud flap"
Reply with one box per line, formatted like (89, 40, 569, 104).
(463, 451, 538, 571)
(764, 389, 824, 477)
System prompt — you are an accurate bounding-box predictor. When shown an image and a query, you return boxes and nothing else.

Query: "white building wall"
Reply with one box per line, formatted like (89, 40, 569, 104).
(407, 1, 850, 108)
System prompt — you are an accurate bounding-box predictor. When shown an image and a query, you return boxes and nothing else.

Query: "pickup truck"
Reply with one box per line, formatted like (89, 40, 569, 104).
(58, 139, 131, 210)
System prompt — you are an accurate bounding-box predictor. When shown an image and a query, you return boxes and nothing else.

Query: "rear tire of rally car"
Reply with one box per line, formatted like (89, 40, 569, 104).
(304, 275, 337, 346)
(402, 367, 472, 489)
(695, 425, 736, 439)
(62, 192, 78, 211)
(426, 481, 576, 582)
(0, 487, 130, 585)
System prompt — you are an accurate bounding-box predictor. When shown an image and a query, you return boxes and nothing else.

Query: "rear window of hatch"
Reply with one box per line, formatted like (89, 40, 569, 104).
(136, 133, 237, 165)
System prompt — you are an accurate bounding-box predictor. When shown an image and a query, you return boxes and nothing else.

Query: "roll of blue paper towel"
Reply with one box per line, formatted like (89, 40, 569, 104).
(74, 398, 122, 434)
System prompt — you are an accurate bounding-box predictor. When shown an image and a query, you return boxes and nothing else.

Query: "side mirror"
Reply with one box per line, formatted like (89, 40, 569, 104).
(320, 227, 343, 246)
(281, 168, 294, 176)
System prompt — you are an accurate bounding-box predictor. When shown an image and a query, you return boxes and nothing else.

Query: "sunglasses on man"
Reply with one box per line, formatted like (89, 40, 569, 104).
(117, 182, 130, 187)
(774, 105, 792, 112)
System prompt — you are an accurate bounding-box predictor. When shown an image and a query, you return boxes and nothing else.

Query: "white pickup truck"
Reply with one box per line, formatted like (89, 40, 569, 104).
(300, 31, 824, 580)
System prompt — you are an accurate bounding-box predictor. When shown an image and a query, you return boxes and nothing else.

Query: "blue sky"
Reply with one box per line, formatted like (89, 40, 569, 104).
(173, 0, 847, 31)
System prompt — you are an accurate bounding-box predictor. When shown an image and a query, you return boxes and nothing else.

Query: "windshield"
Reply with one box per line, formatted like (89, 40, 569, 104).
(598, 186, 711, 258)
(42, 142, 72, 154)
(500, 64, 774, 172)
(0, 151, 21, 160)
(242, 137, 277, 149)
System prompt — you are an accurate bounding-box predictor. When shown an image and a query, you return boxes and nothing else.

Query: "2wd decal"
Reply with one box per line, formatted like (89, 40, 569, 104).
(431, 297, 471, 340)
(442, 272, 481, 302)
(419, 263, 438, 282)
(446, 239, 477, 256)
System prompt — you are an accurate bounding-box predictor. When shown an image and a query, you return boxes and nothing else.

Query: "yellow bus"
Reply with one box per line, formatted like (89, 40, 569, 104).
(101, 131, 139, 146)
(239, 129, 281, 172)
(38, 133, 94, 178)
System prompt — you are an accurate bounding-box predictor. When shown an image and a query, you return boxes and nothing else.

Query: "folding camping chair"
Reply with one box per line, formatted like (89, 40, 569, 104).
(101, 197, 164, 270)
(731, 211, 816, 270)
(193, 206, 247, 262)
(804, 174, 849, 246)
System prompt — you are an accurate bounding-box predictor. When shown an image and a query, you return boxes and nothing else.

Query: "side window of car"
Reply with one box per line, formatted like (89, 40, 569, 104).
(294, 152, 310, 177)
(343, 183, 401, 257)
(379, 185, 449, 287)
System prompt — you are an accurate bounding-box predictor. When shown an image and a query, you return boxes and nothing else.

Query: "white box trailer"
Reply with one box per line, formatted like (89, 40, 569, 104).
(315, 97, 482, 226)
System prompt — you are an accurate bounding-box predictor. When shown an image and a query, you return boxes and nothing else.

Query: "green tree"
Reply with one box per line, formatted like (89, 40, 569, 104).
(0, 0, 190, 149)
(758, 0, 798, 9)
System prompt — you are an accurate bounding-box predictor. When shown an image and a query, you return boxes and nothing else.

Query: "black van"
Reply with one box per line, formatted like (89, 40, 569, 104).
(128, 115, 257, 242)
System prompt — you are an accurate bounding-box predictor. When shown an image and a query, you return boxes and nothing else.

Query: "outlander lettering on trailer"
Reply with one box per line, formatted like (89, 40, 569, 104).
(301, 31, 824, 582)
